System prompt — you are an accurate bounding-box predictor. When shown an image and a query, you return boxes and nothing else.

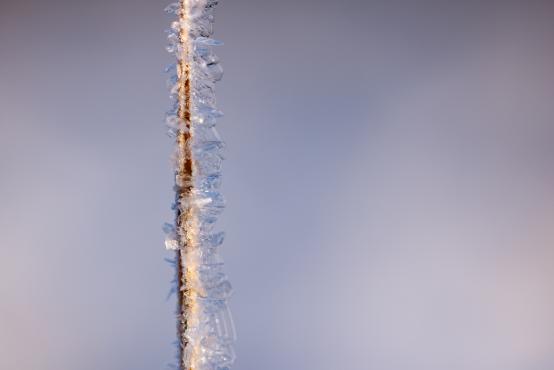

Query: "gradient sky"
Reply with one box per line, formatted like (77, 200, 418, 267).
(1, 1, 554, 370)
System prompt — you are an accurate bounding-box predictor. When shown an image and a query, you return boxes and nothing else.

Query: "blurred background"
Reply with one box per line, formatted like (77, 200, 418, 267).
(1, 0, 554, 369)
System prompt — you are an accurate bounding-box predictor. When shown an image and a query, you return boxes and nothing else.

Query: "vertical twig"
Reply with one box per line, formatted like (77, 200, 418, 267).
(165, 1, 234, 370)
(175, 0, 195, 368)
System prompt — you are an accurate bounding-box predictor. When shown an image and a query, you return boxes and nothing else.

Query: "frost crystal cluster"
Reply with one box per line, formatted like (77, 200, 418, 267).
(163, 1, 235, 369)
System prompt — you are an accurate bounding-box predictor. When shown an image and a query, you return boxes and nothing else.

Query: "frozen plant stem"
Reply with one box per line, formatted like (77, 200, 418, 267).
(164, 1, 235, 370)
(176, 0, 195, 368)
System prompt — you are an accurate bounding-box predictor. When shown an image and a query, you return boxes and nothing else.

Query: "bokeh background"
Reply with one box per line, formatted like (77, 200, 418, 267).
(1, 0, 554, 369)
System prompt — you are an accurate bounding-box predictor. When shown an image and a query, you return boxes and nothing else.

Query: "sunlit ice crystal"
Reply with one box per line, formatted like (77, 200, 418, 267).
(183, 241, 224, 266)
(164, 62, 177, 75)
(164, 2, 180, 15)
(165, 115, 189, 132)
(198, 298, 236, 343)
(193, 45, 224, 83)
(203, 231, 225, 248)
(195, 54, 223, 82)
(194, 150, 223, 180)
(165, 237, 179, 251)
(163, 222, 179, 251)
(166, 73, 178, 88)
(187, 264, 233, 299)
(193, 125, 225, 152)
(198, 173, 222, 191)
(188, 1, 216, 37)
(183, 297, 236, 347)
(195, 37, 224, 46)
(190, 105, 223, 129)
(193, 84, 217, 108)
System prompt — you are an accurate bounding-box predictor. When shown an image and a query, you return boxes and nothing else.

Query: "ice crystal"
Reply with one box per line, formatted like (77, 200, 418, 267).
(164, 1, 234, 369)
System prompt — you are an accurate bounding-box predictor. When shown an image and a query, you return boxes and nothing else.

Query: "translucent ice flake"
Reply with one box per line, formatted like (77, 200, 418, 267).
(182, 244, 223, 266)
(176, 190, 223, 211)
(164, 63, 177, 75)
(163, 222, 176, 235)
(195, 105, 224, 118)
(165, 115, 188, 132)
(198, 191, 225, 209)
(163, 222, 179, 250)
(197, 140, 224, 153)
(205, 280, 232, 300)
(200, 59, 223, 82)
(194, 37, 224, 46)
(198, 298, 236, 343)
(197, 262, 226, 282)
(193, 84, 217, 108)
(203, 231, 225, 248)
(185, 298, 235, 342)
(165, 237, 179, 251)
(170, 20, 180, 33)
(169, 83, 180, 98)
(164, 3, 180, 15)
(166, 98, 179, 115)
(190, 265, 233, 300)
(167, 281, 178, 299)
(188, 7, 215, 38)
(166, 30, 179, 46)
(198, 173, 222, 191)
(193, 126, 225, 152)
(201, 248, 224, 266)
(165, 42, 181, 56)
(164, 256, 177, 266)
(191, 105, 223, 127)
(194, 150, 223, 178)
(197, 342, 236, 370)
(192, 47, 223, 83)
(200, 0, 219, 9)
(166, 74, 178, 88)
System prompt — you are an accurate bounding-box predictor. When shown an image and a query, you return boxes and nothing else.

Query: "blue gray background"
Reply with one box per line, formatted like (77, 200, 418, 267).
(1, 1, 554, 369)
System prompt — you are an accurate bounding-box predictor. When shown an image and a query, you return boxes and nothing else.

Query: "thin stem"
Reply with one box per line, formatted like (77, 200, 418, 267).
(166, 1, 233, 368)
(175, 0, 197, 369)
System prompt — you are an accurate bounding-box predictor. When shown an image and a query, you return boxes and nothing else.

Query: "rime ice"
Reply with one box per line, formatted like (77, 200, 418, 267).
(164, 1, 235, 369)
